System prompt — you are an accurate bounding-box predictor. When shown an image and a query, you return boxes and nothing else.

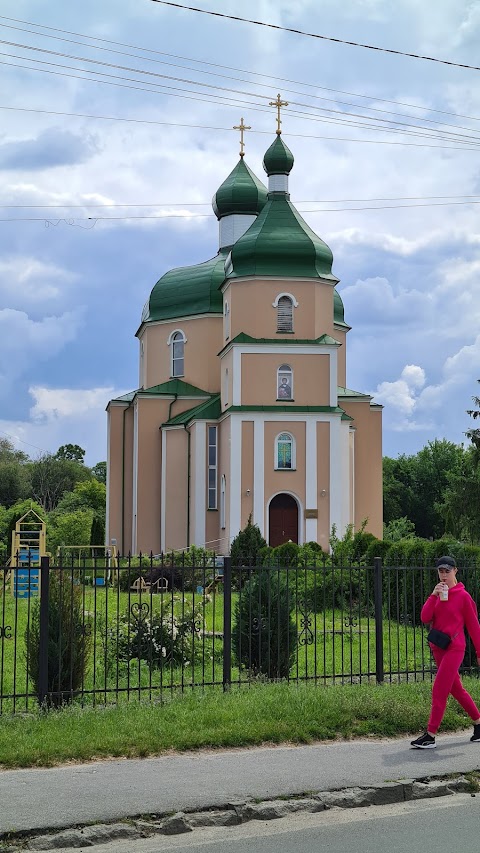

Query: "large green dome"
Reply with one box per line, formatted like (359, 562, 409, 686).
(213, 159, 267, 219)
(141, 250, 227, 324)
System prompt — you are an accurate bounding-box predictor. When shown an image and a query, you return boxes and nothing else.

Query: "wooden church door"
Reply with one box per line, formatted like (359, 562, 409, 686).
(268, 494, 298, 547)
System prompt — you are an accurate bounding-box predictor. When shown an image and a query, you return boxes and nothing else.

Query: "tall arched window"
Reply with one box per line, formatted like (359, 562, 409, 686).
(276, 295, 294, 332)
(168, 330, 186, 377)
(275, 432, 295, 470)
(277, 364, 293, 400)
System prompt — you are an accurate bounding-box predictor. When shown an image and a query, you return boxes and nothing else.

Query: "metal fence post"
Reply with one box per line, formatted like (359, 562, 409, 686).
(38, 556, 50, 706)
(374, 556, 384, 684)
(222, 556, 232, 691)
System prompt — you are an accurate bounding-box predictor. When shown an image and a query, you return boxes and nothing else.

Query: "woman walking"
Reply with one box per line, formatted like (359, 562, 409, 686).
(411, 556, 480, 749)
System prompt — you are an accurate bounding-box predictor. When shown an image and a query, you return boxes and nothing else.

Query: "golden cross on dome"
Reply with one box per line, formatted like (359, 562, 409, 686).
(269, 93, 289, 135)
(233, 117, 251, 158)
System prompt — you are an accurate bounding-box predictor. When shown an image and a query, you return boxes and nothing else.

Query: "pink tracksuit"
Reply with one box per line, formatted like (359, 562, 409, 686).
(421, 583, 480, 733)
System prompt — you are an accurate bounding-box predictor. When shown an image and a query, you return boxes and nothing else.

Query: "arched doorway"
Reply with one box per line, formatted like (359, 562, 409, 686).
(268, 494, 298, 547)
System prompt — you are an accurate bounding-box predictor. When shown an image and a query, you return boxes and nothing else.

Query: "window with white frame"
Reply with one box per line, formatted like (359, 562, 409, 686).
(169, 330, 185, 377)
(224, 301, 230, 340)
(220, 474, 226, 529)
(277, 364, 293, 400)
(276, 295, 294, 332)
(208, 426, 218, 509)
(275, 432, 295, 470)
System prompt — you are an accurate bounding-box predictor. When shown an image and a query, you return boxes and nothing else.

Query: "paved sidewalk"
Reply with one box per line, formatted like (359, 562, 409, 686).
(1, 732, 480, 836)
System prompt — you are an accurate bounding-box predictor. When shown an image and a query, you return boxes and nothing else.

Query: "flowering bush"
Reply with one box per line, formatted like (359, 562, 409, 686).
(106, 601, 204, 670)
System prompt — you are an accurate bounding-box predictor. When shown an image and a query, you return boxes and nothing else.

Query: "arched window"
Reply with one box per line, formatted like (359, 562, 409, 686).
(277, 364, 293, 400)
(220, 475, 226, 529)
(168, 330, 186, 377)
(276, 295, 293, 332)
(275, 432, 295, 470)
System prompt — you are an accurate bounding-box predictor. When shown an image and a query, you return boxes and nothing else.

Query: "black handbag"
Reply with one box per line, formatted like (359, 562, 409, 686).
(427, 628, 451, 649)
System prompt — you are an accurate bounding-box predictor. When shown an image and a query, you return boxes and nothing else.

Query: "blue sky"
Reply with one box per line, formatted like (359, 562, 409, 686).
(1, 0, 480, 464)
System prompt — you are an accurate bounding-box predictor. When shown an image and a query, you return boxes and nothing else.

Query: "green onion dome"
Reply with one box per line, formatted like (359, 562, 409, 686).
(334, 289, 345, 324)
(212, 159, 268, 219)
(141, 250, 228, 325)
(262, 135, 294, 176)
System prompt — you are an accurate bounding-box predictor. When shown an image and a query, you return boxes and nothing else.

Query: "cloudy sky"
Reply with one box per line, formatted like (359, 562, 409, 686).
(1, 0, 480, 464)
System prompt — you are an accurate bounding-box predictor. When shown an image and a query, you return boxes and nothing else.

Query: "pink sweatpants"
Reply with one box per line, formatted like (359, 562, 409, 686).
(428, 646, 480, 734)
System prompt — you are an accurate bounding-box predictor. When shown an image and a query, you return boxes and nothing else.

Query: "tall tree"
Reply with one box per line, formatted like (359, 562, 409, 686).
(56, 444, 86, 464)
(91, 461, 106, 485)
(29, 454, 90, 512)
(0, 439, 31, 507)
(466, 379, 480, 452)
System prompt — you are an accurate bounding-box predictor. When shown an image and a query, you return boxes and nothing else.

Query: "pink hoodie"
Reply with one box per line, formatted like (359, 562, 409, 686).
(421, 582, 480, 654)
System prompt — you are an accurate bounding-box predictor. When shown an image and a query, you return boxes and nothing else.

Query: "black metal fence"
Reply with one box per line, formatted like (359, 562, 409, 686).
(0, 554, 479, 713)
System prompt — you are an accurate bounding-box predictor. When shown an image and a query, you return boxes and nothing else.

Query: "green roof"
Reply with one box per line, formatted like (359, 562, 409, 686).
(140, 379, 210, 397)
(225, 194, 336, 281)
(110, 390, 137, 403)
(337, 386, 372, 400)
(334, 289, 349, 327)
(163, 394, 221, 426)
(212, 159, 267, 219)
(141, 250, 227, 325)
(263, 136, 294, 176)
(219, 332, 340, 355)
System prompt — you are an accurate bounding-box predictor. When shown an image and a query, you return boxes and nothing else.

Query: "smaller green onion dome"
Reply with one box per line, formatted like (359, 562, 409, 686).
(333, 289, 345, 324)
(263, 135, 294, 176)
(141, 250, 228, 325)
(212, 159, 268, 220)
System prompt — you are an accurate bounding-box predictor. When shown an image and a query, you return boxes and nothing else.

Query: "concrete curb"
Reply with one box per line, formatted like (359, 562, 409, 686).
(0, 773, 477, 851)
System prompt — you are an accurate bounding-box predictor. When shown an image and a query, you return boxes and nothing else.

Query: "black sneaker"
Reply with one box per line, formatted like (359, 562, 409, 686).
(470, 724, 480, 743)
(410, 732, 436, 749)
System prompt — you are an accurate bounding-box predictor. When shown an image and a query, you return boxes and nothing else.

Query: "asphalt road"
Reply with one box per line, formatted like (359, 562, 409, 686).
(47, 795, 480, 853)
(1, 732, 480, 835)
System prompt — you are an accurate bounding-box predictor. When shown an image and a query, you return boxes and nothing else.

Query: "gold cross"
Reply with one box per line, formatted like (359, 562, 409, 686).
(233, 117, 251, 158)
(269, 93, 289, 135)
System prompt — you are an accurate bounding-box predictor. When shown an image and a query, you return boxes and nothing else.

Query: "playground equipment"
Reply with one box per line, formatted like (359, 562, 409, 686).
(10, 509, 47, 598)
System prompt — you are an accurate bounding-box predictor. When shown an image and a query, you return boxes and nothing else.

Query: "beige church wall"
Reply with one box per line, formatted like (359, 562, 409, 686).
(164, 428, 189, 551)
(341, 402, 383, 538)
(218, 417, 231, 554)
(134, 397, 168, 554)
(316, 421, 331, 552)
(241, 353, 330, 406)
(241, 421, 254, 529)
(139, 316, 222, 392)
(123, 405, 135, 555)
(228, 279, 335, 341)
(205, 502, 220, 552)
(106, 405, 126, 551)
(334, 328, 347, 388)
(264, 422, 306, 543)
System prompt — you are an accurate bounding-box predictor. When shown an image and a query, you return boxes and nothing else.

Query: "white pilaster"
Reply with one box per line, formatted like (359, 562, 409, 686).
(253, 418, 265, 535)
(232, 347, 241, 405)
(131, 403, 138, 554)
(229, 417, 242, 541)
(160, 429, 167, 553)
(330, 349, 338, 407)
(329, 416, 343, 536)
(105, 410, 111, 546)
(305, 419, 317, 542)
(193, 422, 206, 546)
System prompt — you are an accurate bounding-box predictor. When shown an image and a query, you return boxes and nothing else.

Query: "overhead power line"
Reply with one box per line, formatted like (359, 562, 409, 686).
(2, 16, 480, 126)
(3, 194, 480, 208)
(148, 1, 480, 72)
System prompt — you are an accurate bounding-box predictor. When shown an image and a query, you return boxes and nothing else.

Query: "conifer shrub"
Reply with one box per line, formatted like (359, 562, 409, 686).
(230, 516, 266, 566)
(25, 571, 91, 707)
(232, 567, 297, 679)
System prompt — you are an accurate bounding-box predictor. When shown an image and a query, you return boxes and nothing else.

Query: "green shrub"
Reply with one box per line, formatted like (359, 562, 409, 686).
(230, 516, 266, 566)
(271, 541, 300, 566)
(232, 568, 297, 678)
(25, 571, 91, 707)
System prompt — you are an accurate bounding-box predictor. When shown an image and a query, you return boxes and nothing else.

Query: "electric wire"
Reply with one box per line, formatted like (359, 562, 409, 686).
(148, 0, 480, 72)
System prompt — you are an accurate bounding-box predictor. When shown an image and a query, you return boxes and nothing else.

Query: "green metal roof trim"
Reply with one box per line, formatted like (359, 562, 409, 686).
(142, 250, 228, 325)
(337, 386, 372, 399)
(219, 332, 340, 355)
(163, 394, 221, 426)
(212, 159, 267, 219)
(225, 405, 346, 414)
(140, 379, 211, 397)
(110, 390, 137, 403)
(225, 195, 335, 280)
(263, 136, 294, 175)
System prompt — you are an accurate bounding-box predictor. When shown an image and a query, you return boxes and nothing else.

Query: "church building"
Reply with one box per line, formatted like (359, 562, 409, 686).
(106, 112, 382, 555)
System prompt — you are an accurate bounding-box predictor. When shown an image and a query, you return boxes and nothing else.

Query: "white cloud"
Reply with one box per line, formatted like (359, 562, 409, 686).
(30, 386, 116, 421)
(0, 258, 77, 307)
(373, 364, 426, 415)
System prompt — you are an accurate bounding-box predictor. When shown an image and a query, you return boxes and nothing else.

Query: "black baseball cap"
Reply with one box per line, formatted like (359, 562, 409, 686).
(435, 555, 456, 569)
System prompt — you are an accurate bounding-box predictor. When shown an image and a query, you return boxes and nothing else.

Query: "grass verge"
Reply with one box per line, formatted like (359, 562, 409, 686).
(1, 678, 480, 769)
